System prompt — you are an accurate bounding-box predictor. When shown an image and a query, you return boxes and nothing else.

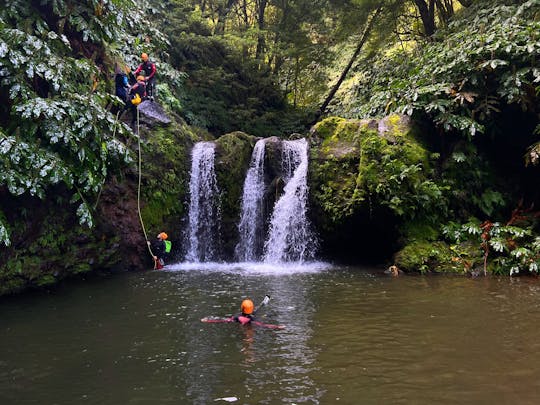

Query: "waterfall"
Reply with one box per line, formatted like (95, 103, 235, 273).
(263, 138, 316, 263)
(185, 142, 220, 262)
(235, 139, 267, 262)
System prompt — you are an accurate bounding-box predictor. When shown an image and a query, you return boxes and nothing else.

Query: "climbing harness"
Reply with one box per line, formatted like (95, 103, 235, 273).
(135, 107, 155, 260)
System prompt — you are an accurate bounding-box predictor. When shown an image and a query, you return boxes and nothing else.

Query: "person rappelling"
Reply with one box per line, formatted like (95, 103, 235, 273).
(147, 232, 172, 270)
(134, 52, 156, 100)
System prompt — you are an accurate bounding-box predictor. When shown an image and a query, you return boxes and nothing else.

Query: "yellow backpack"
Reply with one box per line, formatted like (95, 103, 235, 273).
(131, 93, 142, 105)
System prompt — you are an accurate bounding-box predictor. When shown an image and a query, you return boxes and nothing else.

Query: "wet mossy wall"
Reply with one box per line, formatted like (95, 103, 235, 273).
(0, 113, 199, 295)
(308, 114, 436, 263)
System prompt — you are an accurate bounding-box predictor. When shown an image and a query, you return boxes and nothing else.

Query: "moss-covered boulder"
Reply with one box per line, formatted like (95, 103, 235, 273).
(308, 114, 442, 262)
(393, 239, 483, 274)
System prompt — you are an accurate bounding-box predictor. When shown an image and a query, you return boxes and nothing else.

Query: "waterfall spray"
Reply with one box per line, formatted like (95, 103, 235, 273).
(263, 138, 317, 263)
(185, 142, 221, 262)
(235, 138, 267, 262)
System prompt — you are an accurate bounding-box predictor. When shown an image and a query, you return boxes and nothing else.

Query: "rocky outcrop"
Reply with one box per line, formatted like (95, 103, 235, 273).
(308, 114, 433, 262)
(138, 100, 172, 127)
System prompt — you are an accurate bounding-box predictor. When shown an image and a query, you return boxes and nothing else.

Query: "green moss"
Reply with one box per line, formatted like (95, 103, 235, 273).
(0, 200, 121, 296)
(310, 114, 447, 246)
(312, 116, 347, 140)
(394, 239, 484, 274)
(394, 240, 457, 273)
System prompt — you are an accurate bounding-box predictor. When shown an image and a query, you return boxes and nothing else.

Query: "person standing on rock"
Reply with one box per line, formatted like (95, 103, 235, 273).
(134, 52, 156, 100)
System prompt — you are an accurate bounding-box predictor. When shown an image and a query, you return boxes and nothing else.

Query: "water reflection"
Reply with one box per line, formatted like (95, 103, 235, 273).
(2, 267, 540, 404)
(174, 264, 323, 404)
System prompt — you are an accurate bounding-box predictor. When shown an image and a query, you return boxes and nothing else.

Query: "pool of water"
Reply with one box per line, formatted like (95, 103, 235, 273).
(2, 264, 540, 404)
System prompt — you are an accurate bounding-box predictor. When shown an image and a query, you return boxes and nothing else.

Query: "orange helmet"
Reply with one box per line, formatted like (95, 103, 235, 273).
(241, 299, 254, 315)
(157, 232, 168, 240)
(141, 52, 149, 61)
(136, 75, 145, 82)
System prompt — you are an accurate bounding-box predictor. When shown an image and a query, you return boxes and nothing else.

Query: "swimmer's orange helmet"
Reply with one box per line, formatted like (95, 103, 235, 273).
(241, 299, 254, 315)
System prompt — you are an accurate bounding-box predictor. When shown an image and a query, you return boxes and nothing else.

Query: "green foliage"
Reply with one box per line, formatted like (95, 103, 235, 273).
(310, 115, 447, 226)
(443, 218, 540, 275)
(0, 0, 188, 249)
(441, 142, 508, 218)
(334, 0, 540, 142)
(0, 1, 143, 245)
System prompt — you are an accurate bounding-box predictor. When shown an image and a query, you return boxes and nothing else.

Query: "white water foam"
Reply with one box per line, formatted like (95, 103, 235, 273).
(166, 261, 331, 275)
(263, 138, 317, 263)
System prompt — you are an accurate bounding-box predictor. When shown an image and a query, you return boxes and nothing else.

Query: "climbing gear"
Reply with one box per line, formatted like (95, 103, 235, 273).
(158, 232, 168, 240)
(135, 107, 156, 264)
(241, 299, 254, 315)
(131, 93, 142, 105)
(164, 240, 172, 253)
(154, 257, 164, 270)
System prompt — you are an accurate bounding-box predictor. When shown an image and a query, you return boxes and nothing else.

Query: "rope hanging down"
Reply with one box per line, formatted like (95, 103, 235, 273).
(135, 107, 155, 258)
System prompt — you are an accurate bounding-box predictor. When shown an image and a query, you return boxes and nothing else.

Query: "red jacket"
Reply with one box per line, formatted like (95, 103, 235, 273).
(134, 60, 156, 81)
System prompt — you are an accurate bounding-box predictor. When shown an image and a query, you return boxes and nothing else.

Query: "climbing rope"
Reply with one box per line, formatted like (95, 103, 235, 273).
(135, 106, 155, 259)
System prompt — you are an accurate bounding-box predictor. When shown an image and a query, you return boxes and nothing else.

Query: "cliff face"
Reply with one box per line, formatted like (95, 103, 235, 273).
(0, 110, 198, 295)
(307, 114, 436, 263)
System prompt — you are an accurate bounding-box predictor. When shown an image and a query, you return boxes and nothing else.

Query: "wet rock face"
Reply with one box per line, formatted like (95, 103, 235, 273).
(307, 114, 426, 262)
(138, 101, 172, 127)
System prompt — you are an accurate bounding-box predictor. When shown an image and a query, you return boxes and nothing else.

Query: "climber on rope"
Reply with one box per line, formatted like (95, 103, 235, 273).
(148, 232, 172, 270)
(127, 75, 146, 124)
(134, 52, 156, 101)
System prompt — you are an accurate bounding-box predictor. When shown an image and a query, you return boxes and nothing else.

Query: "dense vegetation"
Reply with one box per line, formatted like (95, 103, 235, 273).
(0, 0, 539, 294)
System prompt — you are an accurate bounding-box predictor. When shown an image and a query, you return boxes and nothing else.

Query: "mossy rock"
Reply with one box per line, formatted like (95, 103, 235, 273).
(394, 239, 482, 274)
(309, 114, 433, 227)
(0, 191, 121, 296)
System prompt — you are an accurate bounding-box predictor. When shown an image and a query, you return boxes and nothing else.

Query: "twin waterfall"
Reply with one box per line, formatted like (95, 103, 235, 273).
(184, 138, 316, 264)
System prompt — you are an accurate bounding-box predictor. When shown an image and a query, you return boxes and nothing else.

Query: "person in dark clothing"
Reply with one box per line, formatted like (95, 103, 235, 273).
(127, 75, 146, 124)
(148, 232, 172, 270)
(114, 63, 129, 102)
(134, 53, 156, 99)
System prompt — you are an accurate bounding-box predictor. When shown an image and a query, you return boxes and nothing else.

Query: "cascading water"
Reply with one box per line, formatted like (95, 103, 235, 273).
(235, 138, 267, 262)
(185, 142, 220, 262)
(263, 138, 317, 263)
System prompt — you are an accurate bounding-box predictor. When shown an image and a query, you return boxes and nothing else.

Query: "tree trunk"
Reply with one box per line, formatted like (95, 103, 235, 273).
(413, 0, 436, 37)
(435, 0, 454, 25)
(255, 0, 268, 63)
(214, 0, 238, 35)
(313, 6, 382, 123)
